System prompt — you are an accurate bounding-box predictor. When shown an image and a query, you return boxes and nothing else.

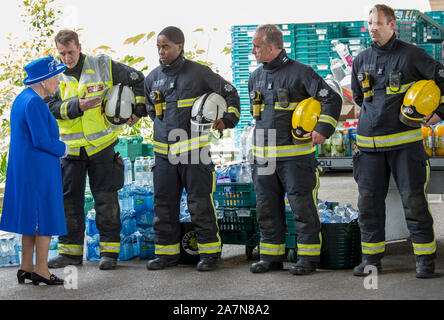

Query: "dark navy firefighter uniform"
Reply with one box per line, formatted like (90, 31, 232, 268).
(144, 53, 240, 261)
(248, 49, 342, 263)
(351, 34, 444, 263)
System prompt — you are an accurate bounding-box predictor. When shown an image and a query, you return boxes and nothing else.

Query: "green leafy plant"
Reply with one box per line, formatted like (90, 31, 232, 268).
(0, 152, 8, 183)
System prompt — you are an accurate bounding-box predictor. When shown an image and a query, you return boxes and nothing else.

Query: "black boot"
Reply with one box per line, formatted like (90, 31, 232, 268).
(353, 260, 382, 277)
(197, 257, 220, 272)
(416, 260, 435, 279)
(99, 256, 117, 270)
(250, 260, 283, 273)
(48, 255, 83, 269)
(289, 260, 317, 275)
(146, 257, 179, 270)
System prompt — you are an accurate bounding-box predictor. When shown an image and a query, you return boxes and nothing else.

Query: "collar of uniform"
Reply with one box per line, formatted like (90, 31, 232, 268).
(160, 52, 186, 75)
(263, 49, 289, 73)
(371, 33, 397, 53)
(64, 53, 86, 80)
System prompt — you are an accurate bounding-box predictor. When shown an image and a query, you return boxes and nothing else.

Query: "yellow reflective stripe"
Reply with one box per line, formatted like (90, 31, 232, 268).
(85, 69, 95, 74)
(274, 102, 298, 110)
(84, 137, 118, 156)
(68, 147, 80, 156)
(318, 114, 338, 128)
(153, 140, 169, 155)
(440, 96, 444, 104)
(58, 244, 83, 255)
(155, 243, 180, 255)
(59, 101, 68, 120)
(99, 242, 120, 253)
(169, 135, 210, 155)
(228, 106, 240, 118)
(198, 241, 222, 254)
(357, 129, 422, 148)
(260, 242, 286, 255)
(253, 143, 316, 158)
(362, 241, 386, 254)
(135, 96, 146, 104)
(386, 81, 415, 95)
(177, 97, 199, 108)
(413, 239, 437, 255)
(297, 242, 321, 256)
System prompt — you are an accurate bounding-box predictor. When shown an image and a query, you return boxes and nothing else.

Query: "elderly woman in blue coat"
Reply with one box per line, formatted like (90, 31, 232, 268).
(0, 56, 69, 285)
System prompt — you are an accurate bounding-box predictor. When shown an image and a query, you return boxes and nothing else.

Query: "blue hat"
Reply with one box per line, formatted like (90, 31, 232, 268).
(23, 56, 66, 85)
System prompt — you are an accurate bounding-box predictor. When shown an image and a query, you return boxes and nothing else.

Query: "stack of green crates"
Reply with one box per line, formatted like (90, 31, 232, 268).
(395, 9, 444, 45)
(214, 182, 260, 258)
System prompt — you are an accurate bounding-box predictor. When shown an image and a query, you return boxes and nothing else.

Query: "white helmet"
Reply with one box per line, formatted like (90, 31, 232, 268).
(103, 84, 135, 126)
(190, 92, 227, 132)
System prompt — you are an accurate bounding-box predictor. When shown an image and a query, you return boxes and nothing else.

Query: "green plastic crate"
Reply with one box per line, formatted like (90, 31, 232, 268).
(84, 193, 94, 215)
(214, 183, 256, 208)
(115, 136, 144, 162)
(320, 220, 362, 269)
(142, 143, 153, 157)
(218, 208, 259, 233)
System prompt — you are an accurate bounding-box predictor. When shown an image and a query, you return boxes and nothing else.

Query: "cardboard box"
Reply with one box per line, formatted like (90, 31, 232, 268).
(339, 104, 360, 121)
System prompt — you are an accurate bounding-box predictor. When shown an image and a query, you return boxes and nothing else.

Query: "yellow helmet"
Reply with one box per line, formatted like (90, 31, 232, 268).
(399, 80, 441, 128)
(291, 97, 321, 144)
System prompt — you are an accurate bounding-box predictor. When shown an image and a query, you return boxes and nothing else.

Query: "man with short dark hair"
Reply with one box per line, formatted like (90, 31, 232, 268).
(46, 29, 147, 270)
(248, 24, 342, 275)
(351, 4, 444, 278)
(144, 26, 240, 272)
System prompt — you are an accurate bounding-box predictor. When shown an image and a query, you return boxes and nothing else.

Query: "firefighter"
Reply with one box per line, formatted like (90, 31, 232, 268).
(45, 29, 147, 270)
(144, 26, 240, 271)
(351, 4, 444, 278)
(248, 24, 342, 275)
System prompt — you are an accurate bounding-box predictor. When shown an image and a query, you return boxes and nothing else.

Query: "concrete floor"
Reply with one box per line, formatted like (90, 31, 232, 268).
(1, 172, 443, 301)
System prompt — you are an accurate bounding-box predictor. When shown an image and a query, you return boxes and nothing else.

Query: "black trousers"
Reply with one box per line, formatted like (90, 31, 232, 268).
(58, 146, 124, 259)
(253, 155, 321, 262)
(353, 142, 436, 263)
(152, 156, 221, 260)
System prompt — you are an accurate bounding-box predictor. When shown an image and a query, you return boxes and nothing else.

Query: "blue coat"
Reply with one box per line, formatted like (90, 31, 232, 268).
(0, 87, 67, 236)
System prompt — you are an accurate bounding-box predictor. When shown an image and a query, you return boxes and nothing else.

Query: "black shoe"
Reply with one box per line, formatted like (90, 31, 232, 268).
(353, 260, 382, 277)
(17, 269, 32, 284)
(289, 260, 318, 275)
(197, 257, 220, 272)
(31, 272, 64, 286)
(48, 255, 82, 269)
(99, 256, 117, 270)
(416, 260, 435, 279)
(250, 260, 283, 273)
(146, 257, 179, 270)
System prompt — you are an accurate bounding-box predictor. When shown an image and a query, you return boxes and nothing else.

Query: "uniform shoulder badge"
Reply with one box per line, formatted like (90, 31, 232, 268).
(439, 69, 444, 78)
(130, 72, 139, 81)
(224, 84, 233, 92)
(318, 88, 329, 98)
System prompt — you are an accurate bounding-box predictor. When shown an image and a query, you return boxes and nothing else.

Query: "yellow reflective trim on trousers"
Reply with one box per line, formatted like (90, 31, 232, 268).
(58, 244, 83, 255)
(177, 97, 199, 108)
(386, 81, 415, 95)
(413, 239, 437, 255)
(318, 114, 338, 128)
(274, 102, 298, 110)
(228, 106, 240, 118)
(209, 171, 222, 246)
(99, 242, 120, 253)
(357, 129, 422, 148)
(297, 242, 321, 256)
(253, 143, 315, 158)
(198, 241, 222, 254)
(362, 241, 386, 254)
(260, 243, 286, 255)
(155, 243, 180, 255)
(441, 96, 444, 104)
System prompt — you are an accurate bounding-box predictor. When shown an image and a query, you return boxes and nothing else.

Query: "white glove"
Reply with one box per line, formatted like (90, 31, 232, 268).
(62, 143, 70, 158)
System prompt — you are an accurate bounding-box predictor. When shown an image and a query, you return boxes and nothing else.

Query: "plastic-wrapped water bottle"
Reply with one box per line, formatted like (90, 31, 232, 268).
(119, 235, 134, 261)
(134, 157, 144, 186)
(86, 209, 99, 236)
(238, 162, 252, 183)
(246, 121, 255, 163)
(123, 157, 132, 185)
(140, 227, 156, 259)
(132, 232, 140, 257)
(344, 204, 359, 222)
(86, 234, 100, 261)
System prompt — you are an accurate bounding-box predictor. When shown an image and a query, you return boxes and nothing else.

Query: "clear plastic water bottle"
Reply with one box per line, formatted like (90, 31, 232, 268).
(86, 234, 100, 261)
(134, 157, 144, 186)
(140, 227, 156, 259)
(238, 163, 251, 183)
(345, 204, 359, 222)
(123, 157, 132, 185)
(331, 40, 353, 71)
(333, 206, 346, 223)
